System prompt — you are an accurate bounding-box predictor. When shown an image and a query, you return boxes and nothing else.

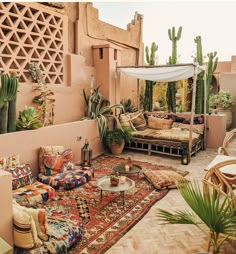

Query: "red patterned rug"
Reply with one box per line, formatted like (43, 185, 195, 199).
(62, 155, 189, 254)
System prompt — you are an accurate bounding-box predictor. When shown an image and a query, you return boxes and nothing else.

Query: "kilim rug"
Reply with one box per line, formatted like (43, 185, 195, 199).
(61, 155, 188, 254)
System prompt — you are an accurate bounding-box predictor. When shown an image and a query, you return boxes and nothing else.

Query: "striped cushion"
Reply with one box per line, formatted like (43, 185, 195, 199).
(13, 204, 42, 249)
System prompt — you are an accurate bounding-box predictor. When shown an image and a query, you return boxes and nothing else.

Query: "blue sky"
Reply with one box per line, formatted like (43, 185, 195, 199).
(93, 1, 236, 64)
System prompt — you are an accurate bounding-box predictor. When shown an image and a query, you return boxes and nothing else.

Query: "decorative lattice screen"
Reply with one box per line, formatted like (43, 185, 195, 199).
(0, 2, 66, 84)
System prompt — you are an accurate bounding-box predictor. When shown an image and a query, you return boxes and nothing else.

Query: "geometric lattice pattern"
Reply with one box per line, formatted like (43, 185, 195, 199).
(0, 2, 65, 84)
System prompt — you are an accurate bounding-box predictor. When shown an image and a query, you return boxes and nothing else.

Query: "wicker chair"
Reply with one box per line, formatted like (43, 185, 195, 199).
(218, 128, 236, 156)
(203, 160, 236, 252)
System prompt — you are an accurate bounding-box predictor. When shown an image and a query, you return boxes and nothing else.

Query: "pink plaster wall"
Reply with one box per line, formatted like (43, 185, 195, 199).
(219, 73, 236, 128)
(0, 120, 103, 177)
(0, 171, 13, 247)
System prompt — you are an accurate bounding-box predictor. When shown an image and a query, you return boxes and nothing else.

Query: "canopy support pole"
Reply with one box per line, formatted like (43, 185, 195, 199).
(189, 65, 198, 161)
(203, 69, 207, 150)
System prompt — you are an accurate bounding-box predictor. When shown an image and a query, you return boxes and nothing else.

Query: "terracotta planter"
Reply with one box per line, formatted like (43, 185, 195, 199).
(214, 108, 233, 131)
(109, 139, 125, 155)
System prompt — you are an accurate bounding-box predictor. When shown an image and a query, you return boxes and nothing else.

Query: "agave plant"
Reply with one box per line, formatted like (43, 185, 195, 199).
(16, 106, 43, 130)
(82, 85, 124, 139)
(158, 180, 236, 254)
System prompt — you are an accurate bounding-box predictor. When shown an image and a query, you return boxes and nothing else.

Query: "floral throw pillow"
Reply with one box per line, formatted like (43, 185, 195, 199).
(4, 164, 34, 190)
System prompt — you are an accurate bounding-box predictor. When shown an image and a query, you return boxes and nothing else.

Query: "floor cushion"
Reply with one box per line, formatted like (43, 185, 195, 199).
(13, 181, 55, 207)
(37, 167, 94, 190)
(143, 169, 185, 190)
(14, 193, 85, 254)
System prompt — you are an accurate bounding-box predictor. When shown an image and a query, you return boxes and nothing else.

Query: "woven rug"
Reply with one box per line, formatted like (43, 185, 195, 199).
(61, 155, 189, 254)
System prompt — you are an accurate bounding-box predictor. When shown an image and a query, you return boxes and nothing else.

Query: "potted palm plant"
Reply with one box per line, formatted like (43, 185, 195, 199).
(104, 127, 132, 155)
(158, 180, 236, 254)
(209, 90, 235, 130)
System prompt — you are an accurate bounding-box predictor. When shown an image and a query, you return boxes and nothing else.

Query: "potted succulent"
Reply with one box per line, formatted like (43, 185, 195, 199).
(104, 127, 132, 155)
(209, 90, 235, 130)
(110, 173, 120, 186)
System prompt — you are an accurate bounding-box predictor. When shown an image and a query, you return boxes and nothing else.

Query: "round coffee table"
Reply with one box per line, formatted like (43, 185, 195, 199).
(112, 163, 142, 177)
(97, 176, 135, 208)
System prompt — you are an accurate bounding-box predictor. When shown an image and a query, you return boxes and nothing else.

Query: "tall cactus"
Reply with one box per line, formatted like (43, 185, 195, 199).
(0, 73, 18, 134)
(167, 26, 182, 113)
(194, 36, 205, 114)
(206, 52, 218, 113)
(144, 42, 158, 111)
(8, 72, 19, 132)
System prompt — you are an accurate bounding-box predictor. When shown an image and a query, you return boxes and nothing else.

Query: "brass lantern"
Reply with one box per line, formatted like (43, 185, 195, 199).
(181, 148, 189, 165)
(81, 139, 92, 167)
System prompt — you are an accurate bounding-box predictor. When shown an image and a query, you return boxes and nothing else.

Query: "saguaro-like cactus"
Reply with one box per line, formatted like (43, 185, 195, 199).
(167, 26, 182, 113)
(194, 36, 205, 114)
(8, 72, 19, 132)
(0, 73, 18, 134)
(206, 52, 218, 113)
(144, 42, 158, 111)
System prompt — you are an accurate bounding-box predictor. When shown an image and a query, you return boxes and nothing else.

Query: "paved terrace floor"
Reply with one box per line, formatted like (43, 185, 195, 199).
(105, 142, 236, 254)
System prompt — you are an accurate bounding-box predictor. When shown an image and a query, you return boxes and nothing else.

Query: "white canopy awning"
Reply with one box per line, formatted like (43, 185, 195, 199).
(118, 63, 205, 82)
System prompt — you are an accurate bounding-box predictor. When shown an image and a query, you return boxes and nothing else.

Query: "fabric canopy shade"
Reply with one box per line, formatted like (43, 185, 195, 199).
(117, 63, 206, 162)
(119, 63, 205, 82)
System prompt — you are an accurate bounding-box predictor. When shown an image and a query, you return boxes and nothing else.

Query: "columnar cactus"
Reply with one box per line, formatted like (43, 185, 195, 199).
(144, 42, 158, 111)
(8, 72, 19, 132)
(166, 26, 182, 113)
(0, 73, 18, 134)
(206, 52, 218, 113)
(194, 36, 205, 114)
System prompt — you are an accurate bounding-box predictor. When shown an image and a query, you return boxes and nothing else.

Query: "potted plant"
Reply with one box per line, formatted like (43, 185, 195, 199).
(82, 85, 124, 139)
(209, 90, 235, 130)
(104, 127, 132, 155)
(158, 180, 236, 254)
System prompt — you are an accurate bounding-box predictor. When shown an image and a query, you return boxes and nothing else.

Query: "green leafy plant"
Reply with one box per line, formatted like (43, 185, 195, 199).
(209, 91, 235, 109)
(120, 98, 137, 113)
(16, 106, 42, 130)
(158, 180, 236, 254)
(28, 62, 55, 126)
(104, 127, 132, 147)
(82, 85, 124, 139)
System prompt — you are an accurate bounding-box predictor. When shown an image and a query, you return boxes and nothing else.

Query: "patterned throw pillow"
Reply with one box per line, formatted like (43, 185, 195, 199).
(130, 111, 147, 131)
(43, 149, 73, 176)
(178, 123, 205, 135)
(143, 169, 185, 190)
(0, 154, 20, 169)
(148, 116, 173, 130)
(39, 146, 65, 173)
(13, 204, 42, 249)
(119, 113, 136, 130)
(4, 164, 34, 190)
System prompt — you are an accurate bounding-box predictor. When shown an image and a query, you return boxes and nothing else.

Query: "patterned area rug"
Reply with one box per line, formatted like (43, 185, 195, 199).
(61, 155, 189, 254)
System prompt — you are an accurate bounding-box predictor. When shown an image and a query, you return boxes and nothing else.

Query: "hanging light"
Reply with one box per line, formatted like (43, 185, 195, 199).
(81, 139, 92, 167)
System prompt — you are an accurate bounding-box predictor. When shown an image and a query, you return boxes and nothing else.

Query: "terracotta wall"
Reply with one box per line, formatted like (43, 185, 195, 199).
(219, 73, 236, 128)
(0, 171, 13, 247)
(0, 120, 103, 177)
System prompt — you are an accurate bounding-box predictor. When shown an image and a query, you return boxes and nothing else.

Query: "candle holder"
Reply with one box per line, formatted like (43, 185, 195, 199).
(81, 139, 92, 167)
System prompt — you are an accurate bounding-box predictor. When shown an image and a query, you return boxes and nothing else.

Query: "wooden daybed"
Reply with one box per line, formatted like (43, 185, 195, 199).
(117, 63, 207, 163)
(120, 111, 205, 163)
